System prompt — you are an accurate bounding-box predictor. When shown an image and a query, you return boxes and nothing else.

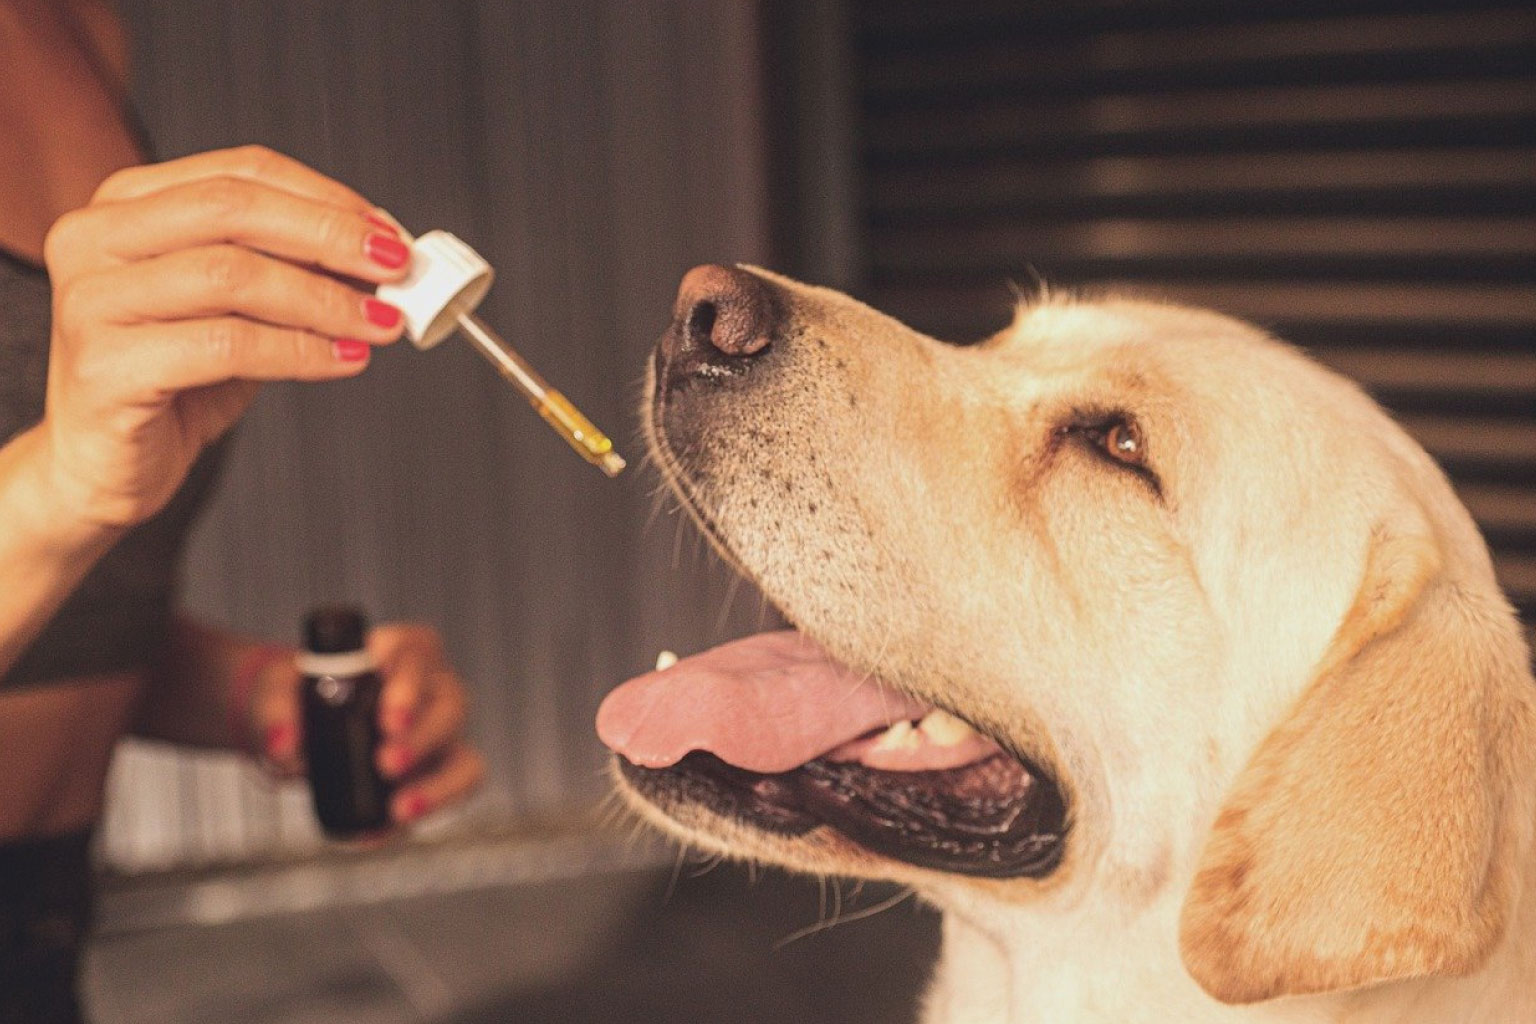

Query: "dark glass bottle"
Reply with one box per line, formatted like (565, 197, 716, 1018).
(299, 606, 392, 838)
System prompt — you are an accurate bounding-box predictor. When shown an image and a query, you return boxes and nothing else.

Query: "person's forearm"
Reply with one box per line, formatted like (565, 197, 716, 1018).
(0, 424, 123, 679)
(134, 616, 292, 751)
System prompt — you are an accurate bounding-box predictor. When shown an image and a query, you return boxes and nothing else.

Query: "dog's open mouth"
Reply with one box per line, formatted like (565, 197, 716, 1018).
(598, 631, 1067, 879)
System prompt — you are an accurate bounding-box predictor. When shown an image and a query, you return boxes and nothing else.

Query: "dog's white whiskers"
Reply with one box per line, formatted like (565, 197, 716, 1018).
(687, 851, 725, 878)
(591, 788, 661, 860)
(623, 819, 654, 855)
(592, 788, 629, 830)
(841, 611, 902, 721)
(669, 511, 687, 572)
(773, 886, 916, 950)
(663, 843, 688, 904)
(643, 484, 671, 531)
(714, 550, 746, 634)
(864, 573, 912, 720)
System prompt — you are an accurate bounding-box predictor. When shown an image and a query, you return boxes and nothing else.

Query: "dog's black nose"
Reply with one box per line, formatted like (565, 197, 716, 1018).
(664, 265, 779, 370)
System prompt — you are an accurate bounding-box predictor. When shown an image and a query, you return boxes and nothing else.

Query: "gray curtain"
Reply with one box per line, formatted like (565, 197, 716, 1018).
(104, 0, 770, 868)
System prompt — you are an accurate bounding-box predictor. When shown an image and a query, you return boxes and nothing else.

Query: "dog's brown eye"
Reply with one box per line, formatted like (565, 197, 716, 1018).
(1058, 413, 1160, 496)
(1099, 420, 1145, 466)
(1074, 417, 1146, 468)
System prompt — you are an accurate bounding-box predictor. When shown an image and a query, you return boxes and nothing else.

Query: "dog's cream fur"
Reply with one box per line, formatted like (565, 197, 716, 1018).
(625, 269, 1536, 1023)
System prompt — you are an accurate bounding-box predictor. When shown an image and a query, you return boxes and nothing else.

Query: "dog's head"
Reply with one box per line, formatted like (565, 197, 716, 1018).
(599, 265, 1536, 1005)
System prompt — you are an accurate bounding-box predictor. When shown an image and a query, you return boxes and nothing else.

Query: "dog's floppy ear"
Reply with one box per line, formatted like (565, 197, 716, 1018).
(1178, 521, 1536, 1004)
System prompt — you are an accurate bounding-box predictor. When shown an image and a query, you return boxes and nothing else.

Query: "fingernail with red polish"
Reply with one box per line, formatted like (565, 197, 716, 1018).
(399, 793, 429, 821)
(365, 211, 401, 235)
(333, 339, 370, 363)
(390, 746, 414, 777)
(387, 707, 414, 734)
(363, 298, 402, 329)
(265, 723, 293, 756)
(364, 232, 410, 270)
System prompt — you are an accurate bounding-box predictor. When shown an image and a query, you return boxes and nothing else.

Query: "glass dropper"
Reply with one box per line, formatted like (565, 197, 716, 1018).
(375, 226, 625, 478)
(454, 311, 626, 477)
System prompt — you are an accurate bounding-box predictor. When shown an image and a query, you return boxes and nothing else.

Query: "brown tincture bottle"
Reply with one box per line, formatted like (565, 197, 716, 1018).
(299, 606, 391, 838)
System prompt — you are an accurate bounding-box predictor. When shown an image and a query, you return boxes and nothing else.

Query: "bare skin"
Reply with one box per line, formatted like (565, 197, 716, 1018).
(0, 0, 483, 843)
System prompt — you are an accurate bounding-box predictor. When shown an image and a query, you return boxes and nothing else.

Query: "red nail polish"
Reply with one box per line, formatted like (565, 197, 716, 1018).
(363, 298, 402, 328)
(364, 211, 401, 235)
(391, 746, 414, 776)
(401, 793, 429, 821)
(364, 232, 410, 269)
(333, 339, 370, 362)
(265, 723, 294, 756)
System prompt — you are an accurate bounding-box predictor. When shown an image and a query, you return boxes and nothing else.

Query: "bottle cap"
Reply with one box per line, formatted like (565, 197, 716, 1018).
(304, 606, 369, 654)
(375, 229, 494, 350)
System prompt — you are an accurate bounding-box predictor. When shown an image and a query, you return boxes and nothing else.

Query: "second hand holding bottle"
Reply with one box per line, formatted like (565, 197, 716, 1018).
(376, 226, 625, 477)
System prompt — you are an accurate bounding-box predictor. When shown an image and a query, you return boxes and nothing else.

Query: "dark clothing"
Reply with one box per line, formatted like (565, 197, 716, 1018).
(0, 242, 226, 1020)
(0, 245, 226, 688)
(0, 830, 94, 1024)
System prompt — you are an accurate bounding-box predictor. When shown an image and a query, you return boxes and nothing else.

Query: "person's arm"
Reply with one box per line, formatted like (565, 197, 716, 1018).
(135, 615, 486, 825)
(0, 426, 122, 678)
(131, 616, 288, 752)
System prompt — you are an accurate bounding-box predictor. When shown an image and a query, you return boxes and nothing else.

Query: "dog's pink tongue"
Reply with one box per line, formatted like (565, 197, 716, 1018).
(597, 630, 931, 774)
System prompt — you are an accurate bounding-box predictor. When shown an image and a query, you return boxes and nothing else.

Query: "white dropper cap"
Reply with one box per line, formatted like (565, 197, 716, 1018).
(375, 230, 494, 350)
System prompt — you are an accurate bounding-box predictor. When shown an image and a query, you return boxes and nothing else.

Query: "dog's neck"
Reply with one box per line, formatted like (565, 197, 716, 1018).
(922, 897, 1249, 1024)
(920, 877, 1536, 1024)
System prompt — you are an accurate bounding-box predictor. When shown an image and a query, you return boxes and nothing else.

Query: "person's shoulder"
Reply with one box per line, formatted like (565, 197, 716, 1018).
(63, 1, 131, 98)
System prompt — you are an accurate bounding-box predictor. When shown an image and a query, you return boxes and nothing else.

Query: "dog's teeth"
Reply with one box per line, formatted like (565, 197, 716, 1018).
(655, 650, 679, 671)
(918, 709, 977, 747)
(871, 719, 921, 751)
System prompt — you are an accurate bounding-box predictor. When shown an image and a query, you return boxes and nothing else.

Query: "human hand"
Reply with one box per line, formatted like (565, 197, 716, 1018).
(252, 623, 486, 826)
(39, 145, 411, 530)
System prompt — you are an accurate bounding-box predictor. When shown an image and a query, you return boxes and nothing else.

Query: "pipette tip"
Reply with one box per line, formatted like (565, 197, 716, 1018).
(454, 312, 626, 478)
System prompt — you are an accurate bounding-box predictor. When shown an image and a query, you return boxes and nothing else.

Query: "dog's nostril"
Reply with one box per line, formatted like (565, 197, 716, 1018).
(686, 300, 718, 350)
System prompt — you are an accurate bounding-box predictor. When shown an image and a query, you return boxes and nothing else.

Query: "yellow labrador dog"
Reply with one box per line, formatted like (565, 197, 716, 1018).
(598, 265, 1536, 1023)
